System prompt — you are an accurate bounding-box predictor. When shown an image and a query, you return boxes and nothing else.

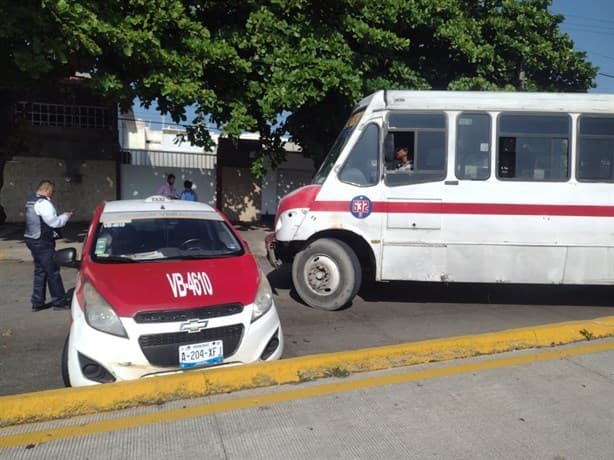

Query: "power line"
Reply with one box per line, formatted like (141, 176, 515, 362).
(564, 21, 614, 32)
(563, 13, 614, 26)
(562, 26, 614, 37)
(588, 51, 614, 62)
(598, 72, 614, 79)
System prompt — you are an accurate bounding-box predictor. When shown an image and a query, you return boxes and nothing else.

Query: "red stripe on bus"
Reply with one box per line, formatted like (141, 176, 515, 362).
(309, 201, 614, 217)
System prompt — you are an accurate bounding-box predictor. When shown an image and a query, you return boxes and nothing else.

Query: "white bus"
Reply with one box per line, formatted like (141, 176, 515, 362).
(266, 90, 614, 310)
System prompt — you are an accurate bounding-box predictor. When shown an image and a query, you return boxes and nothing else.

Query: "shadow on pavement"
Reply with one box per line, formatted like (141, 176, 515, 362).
(231, 222, 273, 232)
(267, 264, 614, 308)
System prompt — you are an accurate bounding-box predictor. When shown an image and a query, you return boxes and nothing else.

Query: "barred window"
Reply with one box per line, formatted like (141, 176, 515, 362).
(15, 102, 113, 129)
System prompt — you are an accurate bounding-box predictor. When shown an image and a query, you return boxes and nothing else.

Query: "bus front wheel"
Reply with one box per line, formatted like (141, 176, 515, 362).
(292, 238, 362, 311)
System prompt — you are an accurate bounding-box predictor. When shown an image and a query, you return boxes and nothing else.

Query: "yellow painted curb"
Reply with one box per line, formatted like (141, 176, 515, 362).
(1, 314, 614, 427)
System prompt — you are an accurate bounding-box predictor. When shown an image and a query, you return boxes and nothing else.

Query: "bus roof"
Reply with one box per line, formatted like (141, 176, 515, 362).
(356, 90, 614, 114)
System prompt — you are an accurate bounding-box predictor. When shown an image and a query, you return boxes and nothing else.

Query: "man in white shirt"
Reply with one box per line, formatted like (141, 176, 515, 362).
(24, 180, 73, 311)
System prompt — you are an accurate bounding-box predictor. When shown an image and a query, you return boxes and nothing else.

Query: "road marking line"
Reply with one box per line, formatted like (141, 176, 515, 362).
(1, 340, 612, 449)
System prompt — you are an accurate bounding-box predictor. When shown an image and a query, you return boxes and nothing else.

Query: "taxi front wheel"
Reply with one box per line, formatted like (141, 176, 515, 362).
(61, 334, 71, 387)
(292, 238, 361, 311)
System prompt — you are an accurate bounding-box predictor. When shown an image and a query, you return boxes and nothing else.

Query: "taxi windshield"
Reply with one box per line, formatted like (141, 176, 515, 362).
(91, 218, 244, 262)
(312, 108, 366, 184)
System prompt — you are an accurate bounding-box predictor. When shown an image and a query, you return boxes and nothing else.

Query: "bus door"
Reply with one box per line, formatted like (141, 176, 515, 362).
(380, 112, 447, 281)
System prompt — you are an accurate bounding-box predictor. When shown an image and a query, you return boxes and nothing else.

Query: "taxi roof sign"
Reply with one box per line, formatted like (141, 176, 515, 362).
(144, 195, 172, 203)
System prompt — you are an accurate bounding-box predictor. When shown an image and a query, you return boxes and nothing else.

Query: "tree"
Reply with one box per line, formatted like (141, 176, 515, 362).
(1, 0, 597, 180)
(203, 0, 596, 169)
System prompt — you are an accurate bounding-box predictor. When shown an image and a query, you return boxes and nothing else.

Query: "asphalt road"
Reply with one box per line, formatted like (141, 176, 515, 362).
(2, 256, 614, 396)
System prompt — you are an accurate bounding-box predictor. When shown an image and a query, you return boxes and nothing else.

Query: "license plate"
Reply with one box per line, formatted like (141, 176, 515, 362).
(178, 340, 223, 369)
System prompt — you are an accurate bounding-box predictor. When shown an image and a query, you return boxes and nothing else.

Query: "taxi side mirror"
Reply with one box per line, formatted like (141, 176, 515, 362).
(55, 247, 81, 269)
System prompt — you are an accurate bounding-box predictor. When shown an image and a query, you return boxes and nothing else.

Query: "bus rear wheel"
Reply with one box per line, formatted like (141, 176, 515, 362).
(292, 238, 361, 311)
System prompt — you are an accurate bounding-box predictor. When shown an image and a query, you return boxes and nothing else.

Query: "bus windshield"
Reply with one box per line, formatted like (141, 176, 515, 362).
(312, 109, 366, 184)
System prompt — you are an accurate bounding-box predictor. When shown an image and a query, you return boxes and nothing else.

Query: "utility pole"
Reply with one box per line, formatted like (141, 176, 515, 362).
(517, 58, 526, 91)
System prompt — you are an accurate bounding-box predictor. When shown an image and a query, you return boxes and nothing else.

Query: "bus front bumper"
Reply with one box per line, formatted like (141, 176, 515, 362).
(265, 233, 282, 268)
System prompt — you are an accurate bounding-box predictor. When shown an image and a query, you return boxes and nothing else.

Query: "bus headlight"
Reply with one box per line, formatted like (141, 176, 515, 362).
(83, 281, 128, 338)
(252, 274, 273, 322)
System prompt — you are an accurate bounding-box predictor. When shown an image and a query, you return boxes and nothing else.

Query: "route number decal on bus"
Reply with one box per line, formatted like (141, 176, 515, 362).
(350, 195, 372, 219)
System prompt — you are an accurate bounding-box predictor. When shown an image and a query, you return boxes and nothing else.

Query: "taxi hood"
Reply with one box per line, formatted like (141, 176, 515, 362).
(81, 255, 260, 317)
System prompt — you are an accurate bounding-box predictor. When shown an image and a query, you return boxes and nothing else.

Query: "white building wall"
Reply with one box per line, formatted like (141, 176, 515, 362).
(119, 110, 315, 220)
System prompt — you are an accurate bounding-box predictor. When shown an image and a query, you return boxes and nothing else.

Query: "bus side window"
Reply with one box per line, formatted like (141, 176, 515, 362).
(456, 113, 491, 180)
(338, 123, 380, 186)
(577, 116, 614, 182)
(497, 114, 570, 181)
(385, 113, 446, 186)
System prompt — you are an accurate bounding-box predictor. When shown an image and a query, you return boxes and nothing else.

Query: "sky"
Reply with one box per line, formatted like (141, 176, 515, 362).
(551, 0, 614, 94)
(133, 1, 614, 127)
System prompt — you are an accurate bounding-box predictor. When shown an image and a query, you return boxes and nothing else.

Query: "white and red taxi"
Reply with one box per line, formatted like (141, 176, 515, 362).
(57, 196, 283, 386)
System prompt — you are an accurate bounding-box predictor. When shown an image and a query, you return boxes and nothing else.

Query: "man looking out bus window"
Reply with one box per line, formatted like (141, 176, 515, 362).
(394, 146, 414, 170)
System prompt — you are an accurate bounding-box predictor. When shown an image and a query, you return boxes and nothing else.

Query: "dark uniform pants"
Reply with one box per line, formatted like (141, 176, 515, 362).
(25, 238, 66, 307)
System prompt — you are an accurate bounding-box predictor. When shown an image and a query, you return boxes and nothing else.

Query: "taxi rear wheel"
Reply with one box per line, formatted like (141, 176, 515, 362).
(292, 238, 361, 311)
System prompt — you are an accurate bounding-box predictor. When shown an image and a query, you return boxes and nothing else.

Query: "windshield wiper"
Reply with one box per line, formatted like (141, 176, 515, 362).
(94, 255, 138, 263)
(164, 254, 217, 260)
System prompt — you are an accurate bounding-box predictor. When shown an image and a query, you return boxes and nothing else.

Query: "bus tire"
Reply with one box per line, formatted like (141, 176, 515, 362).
(292, 238, 362, 311)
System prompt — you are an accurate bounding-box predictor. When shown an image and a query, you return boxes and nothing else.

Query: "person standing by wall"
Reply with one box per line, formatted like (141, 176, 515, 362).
(24, 180, 73, 311)
(157, 173, 178, 198)
(179, 180, 197, 201)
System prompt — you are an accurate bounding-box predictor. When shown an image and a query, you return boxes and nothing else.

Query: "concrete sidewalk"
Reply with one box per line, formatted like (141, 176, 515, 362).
(2, 339, 614, 458)
(0, 221, 271, 262)
(2, 314, 614, 427)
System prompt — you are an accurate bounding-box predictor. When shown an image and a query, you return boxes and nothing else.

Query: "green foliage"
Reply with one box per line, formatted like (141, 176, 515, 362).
(1, 0, 597, 176)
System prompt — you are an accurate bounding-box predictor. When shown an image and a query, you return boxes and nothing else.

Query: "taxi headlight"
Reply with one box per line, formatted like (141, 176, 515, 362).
(252, 274, 273, 322)
(275, 215, 283, 232)
(83, 281, 128, 338)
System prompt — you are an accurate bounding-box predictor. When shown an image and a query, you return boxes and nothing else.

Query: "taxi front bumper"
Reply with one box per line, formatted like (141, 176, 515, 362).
(66, 300, 283, 386)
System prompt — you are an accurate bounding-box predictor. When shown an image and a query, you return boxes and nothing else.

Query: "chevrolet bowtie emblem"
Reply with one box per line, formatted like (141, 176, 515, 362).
(180, 319, 209, 333)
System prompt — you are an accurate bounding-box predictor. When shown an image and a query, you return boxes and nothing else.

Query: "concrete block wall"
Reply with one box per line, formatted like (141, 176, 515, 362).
(221, 167, 261, 223)
(1, 156, 117, 223)
(261, 152, 315, 219)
